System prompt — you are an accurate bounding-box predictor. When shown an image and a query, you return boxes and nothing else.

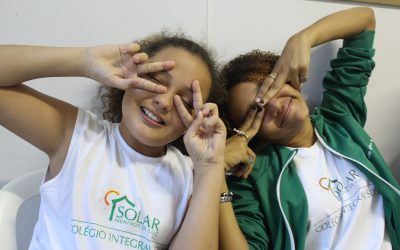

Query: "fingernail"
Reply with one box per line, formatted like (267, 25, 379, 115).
(255, 97, 265, 104)
(255, 101, 265, 110)
(252, 104, 263, 112)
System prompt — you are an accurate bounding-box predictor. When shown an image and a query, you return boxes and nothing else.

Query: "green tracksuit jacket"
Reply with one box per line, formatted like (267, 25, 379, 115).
(227, 31, 400, 250)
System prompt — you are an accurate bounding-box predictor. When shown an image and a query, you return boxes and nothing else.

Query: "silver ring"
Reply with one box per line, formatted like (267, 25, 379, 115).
(225, 170, 233, 176)
(248, 156, 254, 165)
(233, 128, 249, 141)
(300, 75, 309, 83)
(267, 74, 276, 81)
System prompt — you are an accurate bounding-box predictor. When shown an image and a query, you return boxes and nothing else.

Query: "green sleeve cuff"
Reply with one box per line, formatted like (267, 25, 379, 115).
(343, 30, 375, 49)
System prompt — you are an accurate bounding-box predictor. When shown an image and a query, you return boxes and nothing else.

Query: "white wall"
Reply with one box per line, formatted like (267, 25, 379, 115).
(0, 0, 209, 186)
(1, 0, 399, 186)
(212, 0, 400, 180)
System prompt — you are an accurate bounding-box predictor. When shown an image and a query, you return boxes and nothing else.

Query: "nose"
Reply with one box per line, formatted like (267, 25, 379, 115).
(266, 99, 281, 118)
(153, 92, 174, 113)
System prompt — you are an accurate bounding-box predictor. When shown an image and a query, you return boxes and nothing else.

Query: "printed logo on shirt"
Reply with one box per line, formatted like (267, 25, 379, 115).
(70, 189, 167, 250)
(313, 185, 378, 233)
(318, 169, 360, 200)
(104, 190, 161, 237)
(314, 169, 378, 233)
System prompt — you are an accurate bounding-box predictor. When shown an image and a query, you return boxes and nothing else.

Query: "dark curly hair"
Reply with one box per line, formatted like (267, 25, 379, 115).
(219, 50, 279, 151)
(99, 31, 224, 155)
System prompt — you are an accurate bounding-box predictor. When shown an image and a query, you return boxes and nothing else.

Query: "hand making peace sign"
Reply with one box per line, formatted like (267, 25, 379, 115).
(174, 80, 227, 168)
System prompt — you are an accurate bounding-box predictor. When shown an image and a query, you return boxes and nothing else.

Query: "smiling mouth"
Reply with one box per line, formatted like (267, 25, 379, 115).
(279, 97, 293, 128)
(141, 107, 165, 125)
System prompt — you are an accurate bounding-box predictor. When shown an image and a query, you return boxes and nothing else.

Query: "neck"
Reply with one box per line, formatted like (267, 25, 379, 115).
(286, 118, 316, 148)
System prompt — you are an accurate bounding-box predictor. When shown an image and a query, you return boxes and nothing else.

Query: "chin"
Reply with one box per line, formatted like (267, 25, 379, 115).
(141, 132, 183, 148)
(136, 134, 167, 147)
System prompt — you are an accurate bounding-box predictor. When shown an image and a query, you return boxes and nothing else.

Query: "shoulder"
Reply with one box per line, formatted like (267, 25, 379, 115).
(73, 108, 115, 141)
(77, 109, 112, 130)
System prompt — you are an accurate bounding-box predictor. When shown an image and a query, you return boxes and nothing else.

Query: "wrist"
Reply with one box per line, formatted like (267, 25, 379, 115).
(193, 165, 224, 185)
(292, 29, 315, 49)
(193, 163, 224, 175)
(77, 47, 89, 78)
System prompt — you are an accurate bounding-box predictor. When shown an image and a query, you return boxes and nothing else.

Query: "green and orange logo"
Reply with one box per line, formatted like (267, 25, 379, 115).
(104, 190, 161, 237)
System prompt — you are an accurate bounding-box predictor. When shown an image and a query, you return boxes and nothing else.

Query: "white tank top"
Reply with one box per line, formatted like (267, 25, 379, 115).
(29, 109, 193, 250)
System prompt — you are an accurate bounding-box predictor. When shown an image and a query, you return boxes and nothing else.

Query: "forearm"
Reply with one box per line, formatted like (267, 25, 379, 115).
(297, 7, 375, 48)
(170, 166, 225, 250)
(0, 45, 86, 86)
(219, 180, 249, 250)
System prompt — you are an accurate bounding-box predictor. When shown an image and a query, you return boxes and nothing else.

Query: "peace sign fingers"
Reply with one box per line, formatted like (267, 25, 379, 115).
(191, 80, 203, 115)
(234, 105, 265, 143)
(174, 80, 204, 129)
(174, 95, 193, 128)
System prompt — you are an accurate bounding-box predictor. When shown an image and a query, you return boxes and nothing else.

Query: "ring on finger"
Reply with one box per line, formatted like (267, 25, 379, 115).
(233, 128, 250, 141)
(267, 74, 276, 81)
(248, 156, 254, 165)
(300, 75, 309, 83)
(225, 170, 233, 176)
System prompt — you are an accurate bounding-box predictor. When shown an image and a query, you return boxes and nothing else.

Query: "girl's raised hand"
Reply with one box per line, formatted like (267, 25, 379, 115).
(174, 80, 226, 168)
(255, 33, 310, 106)
(83, 43, 175, 92)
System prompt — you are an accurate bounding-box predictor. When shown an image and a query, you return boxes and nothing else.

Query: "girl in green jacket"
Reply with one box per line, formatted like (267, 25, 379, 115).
(220, 7, 400, 250)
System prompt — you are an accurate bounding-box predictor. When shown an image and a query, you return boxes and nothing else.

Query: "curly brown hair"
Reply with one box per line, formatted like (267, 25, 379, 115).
(219, 50, 279, 151)
(99, 31, 224, 155)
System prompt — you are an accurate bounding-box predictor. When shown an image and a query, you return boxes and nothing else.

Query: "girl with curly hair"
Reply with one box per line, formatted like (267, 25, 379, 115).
(220, 7, 400, 250)
(0, 32, 226, 249)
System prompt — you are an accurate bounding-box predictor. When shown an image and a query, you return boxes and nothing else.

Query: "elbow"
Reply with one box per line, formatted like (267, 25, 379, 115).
(364, 7, 376, 31)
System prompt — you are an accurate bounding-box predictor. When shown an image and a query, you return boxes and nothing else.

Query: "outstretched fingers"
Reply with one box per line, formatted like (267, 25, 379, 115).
(129, 77, 167, 93)
(240, 106, 258, 130)
(238, 105, 265, 142)
(191, 80, 203, 115)
(174, 95, 194, 128)
(137, 60, 175, 75)
(173, 79, 204, 128)
(255, 74, 275, 105)
(185, 111, 203, 138)
(247, 106, 265, 138)
(202, 103, 219, 132)
(258, 72, 286, 106)
(119, 43, 141, 55)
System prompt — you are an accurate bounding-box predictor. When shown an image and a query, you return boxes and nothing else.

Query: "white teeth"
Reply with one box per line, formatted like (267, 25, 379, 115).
(143, 108, 162, 123)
